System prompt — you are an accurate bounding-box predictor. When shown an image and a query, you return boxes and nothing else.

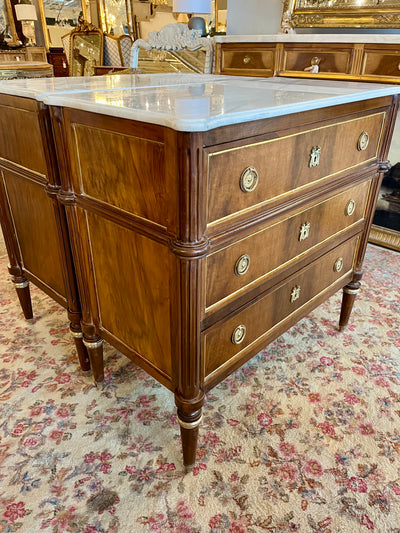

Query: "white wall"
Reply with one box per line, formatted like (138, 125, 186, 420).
(227, 0, 283, 35)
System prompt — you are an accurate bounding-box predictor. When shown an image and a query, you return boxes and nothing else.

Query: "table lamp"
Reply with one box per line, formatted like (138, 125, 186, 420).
(173, 0, 212, 37)
(14, 3, 37, 46)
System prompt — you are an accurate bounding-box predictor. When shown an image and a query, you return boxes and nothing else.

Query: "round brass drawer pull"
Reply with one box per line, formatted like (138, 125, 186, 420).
(334, 257, 344, 273)
(357, 131, 369, 151)
(235, 254, 250, 276)
(345, 199, 356, 216)
(231, 324, 246, 345)
(240, 166, 259, 193)
(243, 55, 251, 64)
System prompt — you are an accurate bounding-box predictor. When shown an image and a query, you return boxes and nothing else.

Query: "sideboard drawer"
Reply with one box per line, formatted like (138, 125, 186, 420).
(281, 44, 353, 75)
(203, 236, 358, 378)
(362, 49, 400, 78)
(219, 45, 275, 77)
(207, 111, 385, 225)
(205, 180, 370, 310)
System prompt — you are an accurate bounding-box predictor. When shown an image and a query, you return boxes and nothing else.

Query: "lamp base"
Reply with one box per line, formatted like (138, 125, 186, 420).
(188, 16, 207, 37)
(21, 21, 36, 46)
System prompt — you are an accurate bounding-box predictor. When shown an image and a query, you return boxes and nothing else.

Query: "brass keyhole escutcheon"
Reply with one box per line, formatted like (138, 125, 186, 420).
(357, 131, 369, 151)
(290, 285, 301, 303)
(231, 325, 246, 345)
(309, 146, 321, 168)
(334, 257, 344, 273)
(345, 199, 356, 216)
(240, 166, 259, 192)
(299, 222, 311, 242)
(243, 55, 251, 64)
(235, 254, 250, 276)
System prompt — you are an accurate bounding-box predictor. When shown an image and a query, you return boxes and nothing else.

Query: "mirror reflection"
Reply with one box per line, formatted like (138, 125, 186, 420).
(70, 30, 102, 75)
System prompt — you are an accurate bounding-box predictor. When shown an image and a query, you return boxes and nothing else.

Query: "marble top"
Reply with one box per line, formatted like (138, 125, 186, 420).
(214, 34, 400, 44)
(0, 73, 399, 132)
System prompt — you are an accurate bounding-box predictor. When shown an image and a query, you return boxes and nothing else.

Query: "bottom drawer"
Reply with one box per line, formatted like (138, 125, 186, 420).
(203, 236, 358, 378)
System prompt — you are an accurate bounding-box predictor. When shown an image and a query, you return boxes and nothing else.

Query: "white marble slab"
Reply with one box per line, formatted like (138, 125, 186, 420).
(0, 73, 233, 100)
(214, 34, 400, 44)
(42, 75, 400, 132)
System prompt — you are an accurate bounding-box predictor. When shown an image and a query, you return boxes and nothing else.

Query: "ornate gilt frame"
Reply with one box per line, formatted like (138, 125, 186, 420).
(283, 0, 400, 29)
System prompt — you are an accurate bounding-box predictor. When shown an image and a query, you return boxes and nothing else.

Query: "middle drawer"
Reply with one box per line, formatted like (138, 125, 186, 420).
(205, 180, 370, 311)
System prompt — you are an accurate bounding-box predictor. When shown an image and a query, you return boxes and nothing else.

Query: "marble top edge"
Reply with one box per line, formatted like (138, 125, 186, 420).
(214, 33, 400, 44)
(41, 77, 400, 133)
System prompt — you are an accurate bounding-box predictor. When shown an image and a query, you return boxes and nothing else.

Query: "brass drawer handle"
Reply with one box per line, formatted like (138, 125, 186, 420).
(334, 257, 344, 273)
(243, 55, 251, 64)
(357, 131, 369, 151)
(240, 166, 259, 192)
(345, 199, 356, 216)
(309, 146, 321, 168)
(299, 222, 311, 242)
(231, 325, 246, 345)
(290, 285, 301, 303)
(235, 254, 250, 276)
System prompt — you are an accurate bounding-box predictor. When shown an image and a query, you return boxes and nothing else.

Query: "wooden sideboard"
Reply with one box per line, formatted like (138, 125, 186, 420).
(214, 37, 400, 252)
(0, 76, 398, 468)
(0, 47, 47, 64)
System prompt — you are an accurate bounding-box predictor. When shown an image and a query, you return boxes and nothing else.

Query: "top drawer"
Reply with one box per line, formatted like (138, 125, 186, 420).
(362, 48, 400, 78)
(219, 44, 276, 77)
(281, 44, 354, 75)
(206, 111, 385, 226)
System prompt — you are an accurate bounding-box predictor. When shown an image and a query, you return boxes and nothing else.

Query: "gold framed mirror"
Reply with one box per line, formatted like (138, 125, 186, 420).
(38, 0, 89, 49)
(69, 18, 103, 75)
(283, 0, 400, 28)
(1, 0, 22, 45)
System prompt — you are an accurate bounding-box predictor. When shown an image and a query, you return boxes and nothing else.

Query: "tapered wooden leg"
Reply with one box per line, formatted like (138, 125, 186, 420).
(339, 280, 361, 331)
(176, 398, 204, 472)
(83, 336, 104, 384)
(12, 276, 33, 320)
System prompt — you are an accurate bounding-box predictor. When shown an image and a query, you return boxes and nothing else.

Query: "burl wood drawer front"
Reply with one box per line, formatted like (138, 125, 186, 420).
(204, 236, 358, 377)
(207, 111, 384, 225)
(362, 50, 400, 78)
(205, 181, 370, 310)
(282, 44, 353, 74)
(220, 45, 275, 76)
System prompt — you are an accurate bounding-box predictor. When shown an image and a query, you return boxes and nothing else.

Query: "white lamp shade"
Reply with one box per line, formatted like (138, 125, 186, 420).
(173, 0, 212, 14)
(14, 4, 38, 21)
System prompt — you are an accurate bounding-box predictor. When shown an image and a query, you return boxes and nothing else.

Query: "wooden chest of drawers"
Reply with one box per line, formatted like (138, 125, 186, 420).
(0, 76, 398, 469)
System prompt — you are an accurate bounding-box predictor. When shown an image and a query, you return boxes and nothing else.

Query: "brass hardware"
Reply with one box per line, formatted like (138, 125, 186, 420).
(333, 257, 344, 273)
(240, 166, 259, 193)
(345, 199, 356, 216)
(309, 146, 321, 168)
(70, 331, 83, 339)
(290, 285, 301, 303)
(304, 56, 321, 73)
(13, 280, 29, 289)
(357, 131, 369, 151)
(343, 287, 360, 296)
(231, 325, 246, 345)
(243, 55, 251, 64)
(299, 222, 311, 242)
(83, 339, 104, 350)
(177, 414, 203, 430)
(235, 254, 250, 276)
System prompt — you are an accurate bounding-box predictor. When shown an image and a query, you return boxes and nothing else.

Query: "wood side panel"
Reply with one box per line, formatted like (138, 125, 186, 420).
(72, 124, 168, 226)
(362, 50, 400, 77)
(205, 180, 371, 310)
(207, 112, 385, 225)
(204, 236, 358, 378)
(0, 99, 47, 175)
(86, 211, 173, 378)
(2, 170, 66, 297)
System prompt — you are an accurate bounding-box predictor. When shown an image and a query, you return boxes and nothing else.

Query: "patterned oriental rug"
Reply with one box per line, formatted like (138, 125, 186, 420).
(0, 238, 399, 533)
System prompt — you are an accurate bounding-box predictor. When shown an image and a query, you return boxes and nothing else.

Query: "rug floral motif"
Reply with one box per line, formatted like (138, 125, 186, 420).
(0, 241, 399, 533)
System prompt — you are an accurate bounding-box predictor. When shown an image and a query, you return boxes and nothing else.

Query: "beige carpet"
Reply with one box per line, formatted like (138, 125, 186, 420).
(0, 235, 399, 532)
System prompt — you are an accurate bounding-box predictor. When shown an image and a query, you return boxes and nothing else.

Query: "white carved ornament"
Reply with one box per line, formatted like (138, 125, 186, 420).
(130, 23, 214, 73)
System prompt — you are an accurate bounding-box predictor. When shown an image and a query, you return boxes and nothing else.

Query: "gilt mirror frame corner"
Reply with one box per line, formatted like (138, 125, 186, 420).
(283, 0, 400, 29)
(69, 21, 103, 76)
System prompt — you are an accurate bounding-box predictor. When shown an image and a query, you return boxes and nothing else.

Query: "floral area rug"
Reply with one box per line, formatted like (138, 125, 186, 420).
(0, 240, 400, 533)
